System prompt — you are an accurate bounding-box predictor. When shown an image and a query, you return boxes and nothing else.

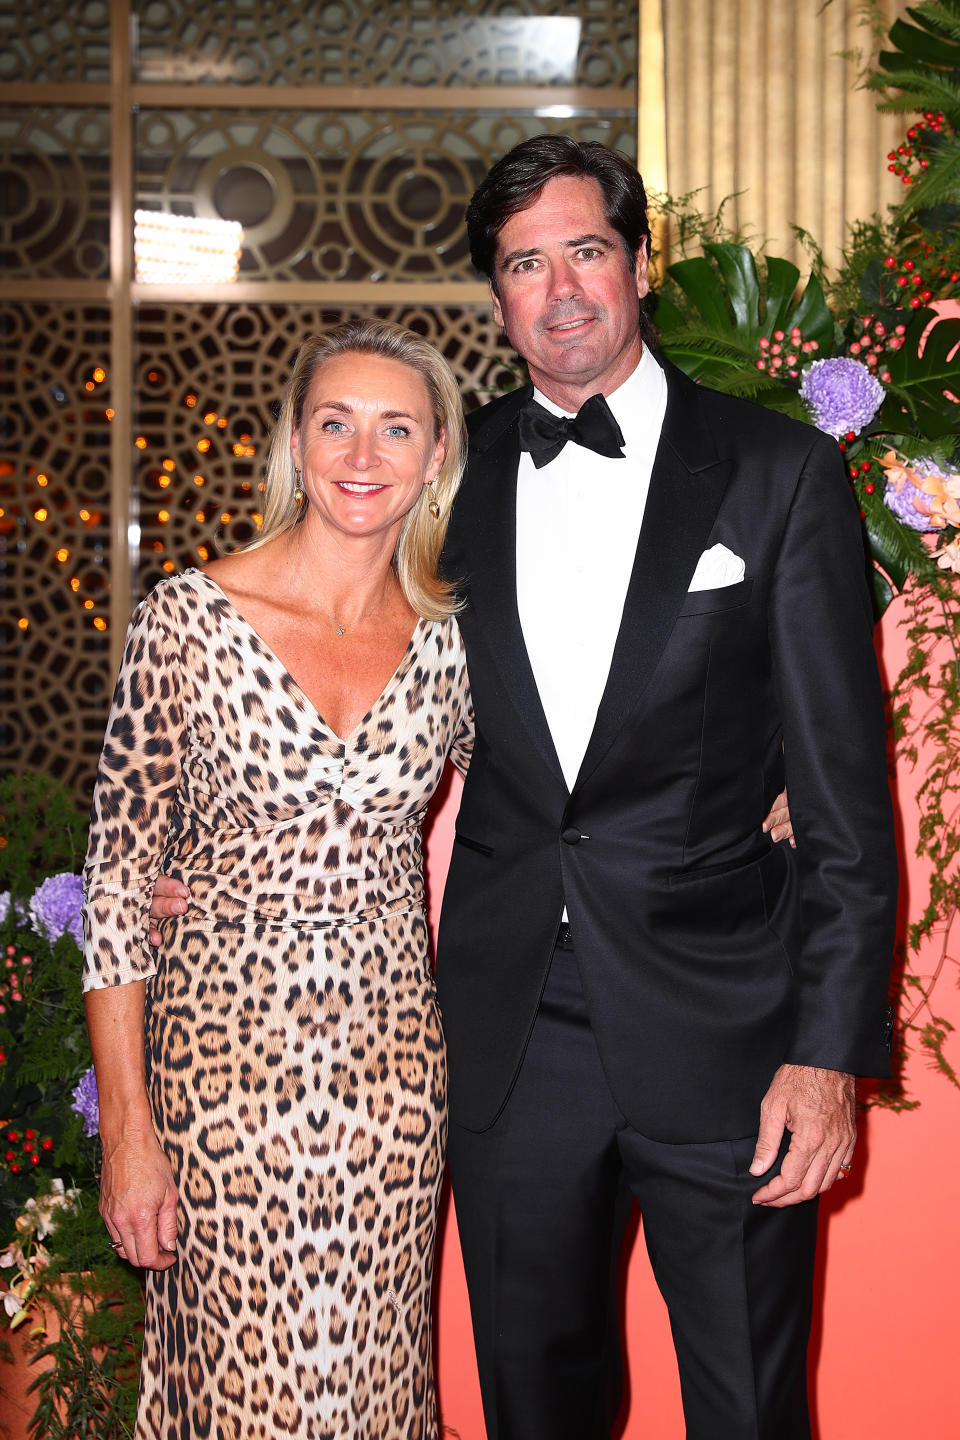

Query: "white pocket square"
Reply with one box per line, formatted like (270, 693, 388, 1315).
(688, 543, 745, 592)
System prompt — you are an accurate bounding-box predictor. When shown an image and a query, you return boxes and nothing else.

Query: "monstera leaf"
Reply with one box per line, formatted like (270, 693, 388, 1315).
(658, 241, 834, 408)
(881, 306, 960, 439)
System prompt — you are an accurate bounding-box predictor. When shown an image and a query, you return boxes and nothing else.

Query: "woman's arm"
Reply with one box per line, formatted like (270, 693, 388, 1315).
(83, 585, 187, 1266)
(84, 982, 178, 1269)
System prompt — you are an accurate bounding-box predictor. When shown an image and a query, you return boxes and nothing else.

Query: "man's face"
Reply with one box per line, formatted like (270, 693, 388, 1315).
(490, 174, 649, 410)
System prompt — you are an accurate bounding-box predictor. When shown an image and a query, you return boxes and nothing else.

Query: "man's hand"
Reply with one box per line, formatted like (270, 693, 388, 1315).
(147, 875, 190, 947)
(750, 1063, 856, 1207)
(762, 788, 795, 848)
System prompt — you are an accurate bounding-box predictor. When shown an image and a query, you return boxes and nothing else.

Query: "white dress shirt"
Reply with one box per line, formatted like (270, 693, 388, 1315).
(515, 346, 668, 791)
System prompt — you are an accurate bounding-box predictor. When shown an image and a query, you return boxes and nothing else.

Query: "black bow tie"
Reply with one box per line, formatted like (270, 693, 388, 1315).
(517, 392, 625, 469)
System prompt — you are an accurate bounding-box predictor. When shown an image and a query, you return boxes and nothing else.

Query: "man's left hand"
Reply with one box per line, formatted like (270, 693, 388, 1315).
(749, 1063, 856, 1207)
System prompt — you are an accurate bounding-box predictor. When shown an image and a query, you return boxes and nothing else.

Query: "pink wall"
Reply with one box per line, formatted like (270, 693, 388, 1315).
(425, 593, 960, 1438)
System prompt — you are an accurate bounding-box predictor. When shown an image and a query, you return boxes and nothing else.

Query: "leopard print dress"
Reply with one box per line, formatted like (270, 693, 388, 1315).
(82, 569, 472, 1440)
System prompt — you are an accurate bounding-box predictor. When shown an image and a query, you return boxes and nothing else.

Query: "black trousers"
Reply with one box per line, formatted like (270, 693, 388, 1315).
(447, 933, 819, 1440)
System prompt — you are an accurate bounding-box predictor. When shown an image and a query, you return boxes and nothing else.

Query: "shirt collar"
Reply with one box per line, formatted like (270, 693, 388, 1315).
(530, 344, 666, 453)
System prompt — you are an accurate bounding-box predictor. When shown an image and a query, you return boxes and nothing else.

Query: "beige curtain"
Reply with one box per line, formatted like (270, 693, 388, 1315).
(640, 0, 912, 271)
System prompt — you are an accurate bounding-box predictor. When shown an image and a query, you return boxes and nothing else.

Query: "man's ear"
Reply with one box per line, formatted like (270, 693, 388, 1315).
(490, 282, 504, 329)
(634, 239, 650, 301)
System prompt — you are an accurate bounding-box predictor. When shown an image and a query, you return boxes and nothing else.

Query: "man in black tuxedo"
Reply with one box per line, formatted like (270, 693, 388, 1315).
(436, 135, 896, 1439)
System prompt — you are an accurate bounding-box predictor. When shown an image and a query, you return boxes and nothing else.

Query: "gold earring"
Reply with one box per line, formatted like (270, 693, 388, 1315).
(294, 466, 304, 507)
(425, 482, 440, 520)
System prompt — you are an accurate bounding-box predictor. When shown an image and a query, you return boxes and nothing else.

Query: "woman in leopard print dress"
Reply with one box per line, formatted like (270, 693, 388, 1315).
(82, 320, 472, 1440)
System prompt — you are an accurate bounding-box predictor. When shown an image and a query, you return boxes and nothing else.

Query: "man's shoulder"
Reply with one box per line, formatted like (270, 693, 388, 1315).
(466, 384, 529, 447)
(664, 362, 833, 467)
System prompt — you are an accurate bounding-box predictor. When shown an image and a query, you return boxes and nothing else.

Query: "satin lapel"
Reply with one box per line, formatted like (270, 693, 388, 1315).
(466, 394, 566, 787)
(574, 363, 733, 791)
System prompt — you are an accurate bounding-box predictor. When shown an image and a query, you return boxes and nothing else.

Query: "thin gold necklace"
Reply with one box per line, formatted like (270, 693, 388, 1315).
(292, 558, 390, 637)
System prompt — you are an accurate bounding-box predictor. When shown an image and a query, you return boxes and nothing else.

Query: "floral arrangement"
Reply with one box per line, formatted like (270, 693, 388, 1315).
(1, 1180, 80, 1330)
(0, 772, 141, 1439)
(655, 3, 960, 1101)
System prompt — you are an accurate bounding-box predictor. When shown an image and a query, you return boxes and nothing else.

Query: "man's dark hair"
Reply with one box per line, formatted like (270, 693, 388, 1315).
(465, 134, 656, 346)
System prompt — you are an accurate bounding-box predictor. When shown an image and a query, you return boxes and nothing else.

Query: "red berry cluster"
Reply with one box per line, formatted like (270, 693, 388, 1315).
(0, 943, 31, 1013)
(887, 111, 946, 185)
(3, 1127, 55, 1175)
(756, 327, 819, 379)
(848, 457, 876, 494)
(846, 315, 907, 381)
(883, 246, 959, 309)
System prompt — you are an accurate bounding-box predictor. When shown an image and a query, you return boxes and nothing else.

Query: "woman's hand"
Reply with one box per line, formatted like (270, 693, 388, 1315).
(763, 788, 795, 848)
(84, 981, 178, 1269)
(100, 1125, 179, 1270)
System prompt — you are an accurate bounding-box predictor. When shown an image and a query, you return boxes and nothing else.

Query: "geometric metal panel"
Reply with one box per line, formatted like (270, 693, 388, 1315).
(135, 110, 638, 283)
(0, 109, 112, 279)
(0, 303, 113, 803)
(0, 1, 111, 84)
(133, 1, 639, 88)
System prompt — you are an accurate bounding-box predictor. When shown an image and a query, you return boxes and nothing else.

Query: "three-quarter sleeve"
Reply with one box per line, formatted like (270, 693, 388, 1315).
(82, 589, 186, 991)
(449, 682, 475, 776)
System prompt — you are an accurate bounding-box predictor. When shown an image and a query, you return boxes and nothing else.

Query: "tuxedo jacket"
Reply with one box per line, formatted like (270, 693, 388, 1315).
(436, 356, 897, 1143)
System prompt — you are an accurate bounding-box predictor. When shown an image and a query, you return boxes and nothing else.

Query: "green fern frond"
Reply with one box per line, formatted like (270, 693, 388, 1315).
(909, 1, 960, 45)
(900, 142, 960, 214)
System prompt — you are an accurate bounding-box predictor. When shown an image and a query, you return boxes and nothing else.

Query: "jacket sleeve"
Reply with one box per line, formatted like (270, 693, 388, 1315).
(768, 432, 897, 1076)
(82, 588, 186, 992)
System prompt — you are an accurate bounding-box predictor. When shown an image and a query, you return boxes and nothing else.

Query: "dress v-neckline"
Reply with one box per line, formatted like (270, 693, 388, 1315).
(187, 568, 428, 745)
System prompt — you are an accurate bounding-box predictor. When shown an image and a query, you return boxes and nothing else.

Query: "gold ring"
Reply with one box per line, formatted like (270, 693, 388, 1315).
(839, 1163, 853, 1173)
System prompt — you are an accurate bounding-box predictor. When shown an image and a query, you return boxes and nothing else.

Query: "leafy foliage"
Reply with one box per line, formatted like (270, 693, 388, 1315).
(656, 241, 833, 414)
(877, 576, 960, 1104)
(0, 774, 87, 900)
(866, 1, 960, 215)
(0, 778, 142, 1440)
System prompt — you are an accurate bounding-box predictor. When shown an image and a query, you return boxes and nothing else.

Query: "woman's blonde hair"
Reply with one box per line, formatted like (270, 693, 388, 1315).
(246, 318, 467, 620)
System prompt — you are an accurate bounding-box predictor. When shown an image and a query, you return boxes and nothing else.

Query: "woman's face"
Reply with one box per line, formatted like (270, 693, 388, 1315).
(291, 351, 445, 546)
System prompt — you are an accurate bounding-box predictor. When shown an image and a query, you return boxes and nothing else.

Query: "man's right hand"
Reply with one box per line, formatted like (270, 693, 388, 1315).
(148, 876, 190, 947)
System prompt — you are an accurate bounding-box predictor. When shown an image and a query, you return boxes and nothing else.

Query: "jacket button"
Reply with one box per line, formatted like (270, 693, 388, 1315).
(561, 827, 583, 845)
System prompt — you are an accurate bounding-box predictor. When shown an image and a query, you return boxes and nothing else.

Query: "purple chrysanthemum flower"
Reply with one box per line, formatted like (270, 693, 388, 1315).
(71, 1066, 100, 1138)
(799, 357, 886, 439)
(883, 470, 936, 531)
(29, 872, 83, 947)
